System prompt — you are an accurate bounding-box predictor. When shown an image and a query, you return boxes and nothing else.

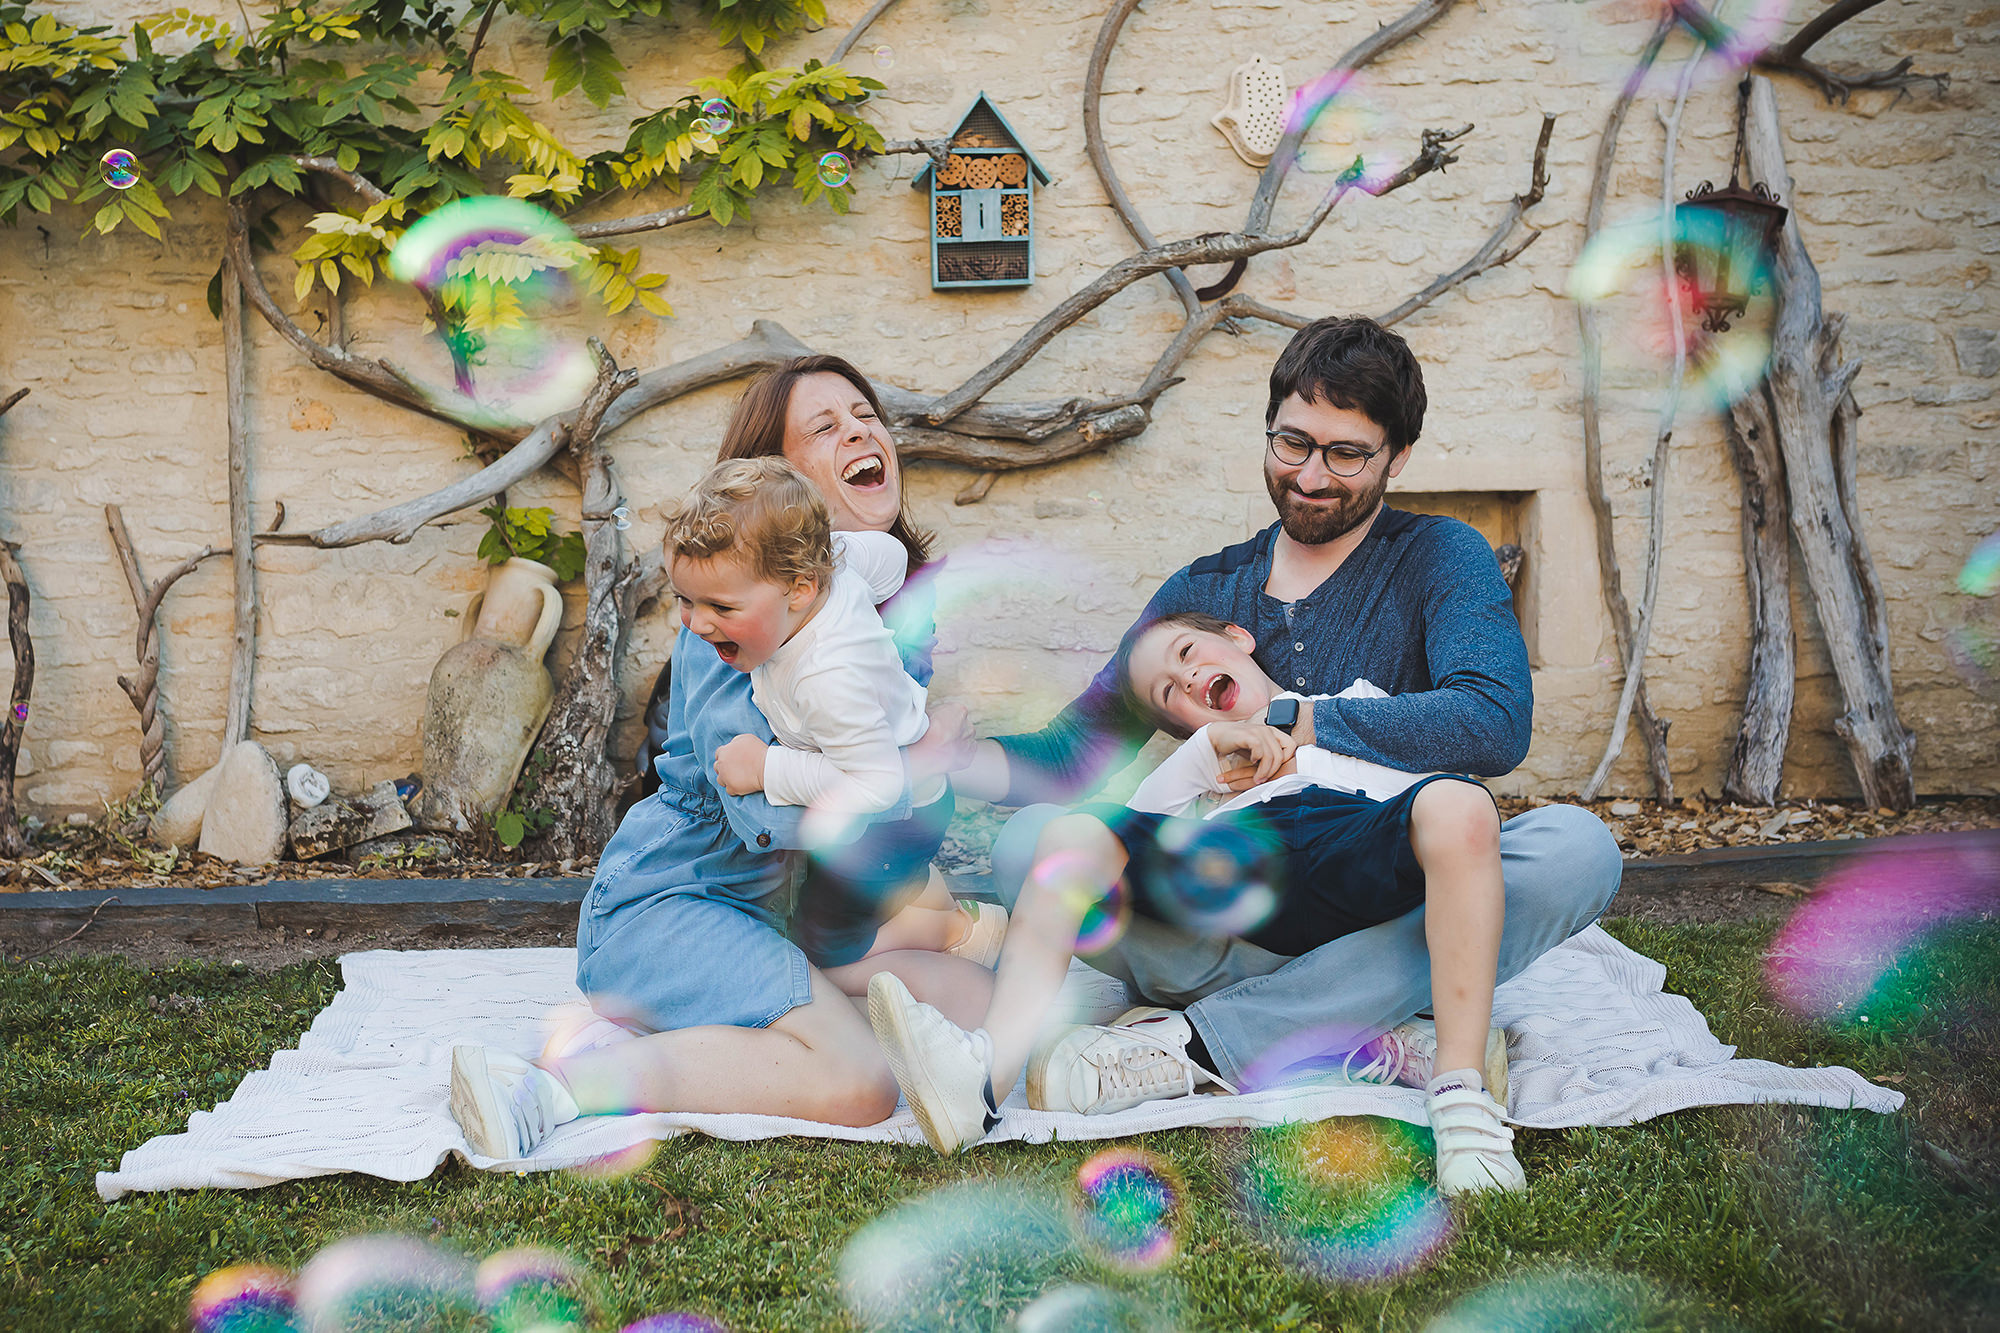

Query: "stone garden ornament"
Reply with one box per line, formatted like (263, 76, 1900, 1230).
(413, 556, 565, 833)
(1212, 55, 1288, 168)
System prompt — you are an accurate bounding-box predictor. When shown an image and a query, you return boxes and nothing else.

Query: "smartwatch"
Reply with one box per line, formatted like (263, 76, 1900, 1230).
(1263, 696, 1300, 730)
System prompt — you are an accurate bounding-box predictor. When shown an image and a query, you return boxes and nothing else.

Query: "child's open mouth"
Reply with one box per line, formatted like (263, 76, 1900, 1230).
(840, 454, 888, 490)
(1203, 673, 1237, 712)
(712, 639, 740, 665)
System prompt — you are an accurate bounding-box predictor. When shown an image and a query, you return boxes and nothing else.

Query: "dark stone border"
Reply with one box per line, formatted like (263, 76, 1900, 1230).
(0, 829, 1993, 947)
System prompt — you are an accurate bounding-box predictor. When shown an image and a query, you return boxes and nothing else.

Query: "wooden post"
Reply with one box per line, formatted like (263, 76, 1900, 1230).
(223, 211, 257, 747)
(1739, 76, 1915, 808)
(1722, 392, 1795, 805)
(0, 541, 33, 857)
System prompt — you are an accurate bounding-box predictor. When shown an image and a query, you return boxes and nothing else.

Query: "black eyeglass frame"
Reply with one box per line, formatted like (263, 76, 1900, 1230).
(1263, 429, 1388, 478)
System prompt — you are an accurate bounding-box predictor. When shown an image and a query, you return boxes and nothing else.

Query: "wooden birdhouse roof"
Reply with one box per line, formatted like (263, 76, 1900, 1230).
(910, 92, 1054, 189)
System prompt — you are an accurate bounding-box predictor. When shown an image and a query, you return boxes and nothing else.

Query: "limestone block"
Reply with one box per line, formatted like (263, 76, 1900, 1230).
(288, 780, 413, 860)
(152, 762, 224, 849)
(1954, 328, 2000, 378)
(197, 741, 286, 866)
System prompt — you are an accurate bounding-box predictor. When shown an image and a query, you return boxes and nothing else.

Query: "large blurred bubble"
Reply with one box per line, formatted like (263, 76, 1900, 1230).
(474, 1245, 591, 1332)
(189, 1264, 299, 1333)
(1014, 1283, 1181, 1333)
(1422, 1265, 1685, 1332)
(1570, 211, 1775, 411)
(1542, 1, 1798, 98)
(1075, 1149, 1182, 1272)
(1285, 69, 1404, 194)
(1141, 816, 1282, 939)
(293, 1234, 476, 1332)
(1947, 530, 2000, 695)
(1764, 839, 2000, 1029)
(838, 1181, 1075, 1332)
(1234, 1121, 1452, 1283)
(618, 1317, 732, 1333)
(387, 197, 599, 429)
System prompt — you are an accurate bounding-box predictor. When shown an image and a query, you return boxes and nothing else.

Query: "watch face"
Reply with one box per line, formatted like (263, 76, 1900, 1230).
(1265, 697, 1299, 729)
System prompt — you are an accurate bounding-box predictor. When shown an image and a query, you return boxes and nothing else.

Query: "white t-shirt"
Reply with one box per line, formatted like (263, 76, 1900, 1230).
(750, 530, 932, 814)
(1126, 681, 1438, 819)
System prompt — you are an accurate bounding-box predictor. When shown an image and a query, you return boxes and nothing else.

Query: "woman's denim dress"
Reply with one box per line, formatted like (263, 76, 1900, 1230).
(577, 578, 934, 1031)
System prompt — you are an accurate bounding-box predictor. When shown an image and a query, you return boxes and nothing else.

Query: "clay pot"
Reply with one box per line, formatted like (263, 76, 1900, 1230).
(414, 557, 564, 832)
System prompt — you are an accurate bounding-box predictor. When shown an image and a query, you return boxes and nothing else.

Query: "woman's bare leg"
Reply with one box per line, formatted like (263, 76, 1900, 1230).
(1409, 781, 1506, 1079)
(547, 968, 898, 1126)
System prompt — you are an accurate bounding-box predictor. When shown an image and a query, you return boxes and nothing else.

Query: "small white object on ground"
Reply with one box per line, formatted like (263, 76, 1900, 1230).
(65, 811, 89, 827)
(1609, 800, 1643, 816)
(286, 763, 331, 808)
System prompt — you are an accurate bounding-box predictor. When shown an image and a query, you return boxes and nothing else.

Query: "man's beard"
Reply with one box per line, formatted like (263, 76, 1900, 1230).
(1264, 460, 1392, 546)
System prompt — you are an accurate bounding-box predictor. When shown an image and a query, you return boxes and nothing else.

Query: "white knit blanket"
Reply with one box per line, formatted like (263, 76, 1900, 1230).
(97, 925, 1900, 1199)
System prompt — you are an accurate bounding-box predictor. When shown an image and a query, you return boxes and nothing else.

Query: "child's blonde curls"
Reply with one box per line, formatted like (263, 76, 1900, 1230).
(662, 456, 834, 588)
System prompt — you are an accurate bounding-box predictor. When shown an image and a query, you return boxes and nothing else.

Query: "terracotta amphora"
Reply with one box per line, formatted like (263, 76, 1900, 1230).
(414, 557, 564, 832)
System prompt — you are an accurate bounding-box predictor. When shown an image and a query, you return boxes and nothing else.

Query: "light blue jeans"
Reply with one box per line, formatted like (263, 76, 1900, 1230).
(990, 802, 1624, 1085)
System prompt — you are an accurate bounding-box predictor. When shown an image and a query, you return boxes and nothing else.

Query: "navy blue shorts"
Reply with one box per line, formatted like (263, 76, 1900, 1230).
(790, 785, 955, 968)
(1079, 775, 1487, 956)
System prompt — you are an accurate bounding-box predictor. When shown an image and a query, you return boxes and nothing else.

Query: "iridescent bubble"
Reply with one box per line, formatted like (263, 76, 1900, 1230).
(568, 1138, 661, 1181)
(619, 1317, 730, 1333)
(1569, 211, 1775, 411)
(99, 148, 140, 190)
(387, 197, 598, 429)
(1284, 70, 1401, 194)
(10, 702, 26, 721)
(1024, 845, 1131, 956)
(1075, 1149, 1181, 1271)
(698, 98, 733, 137)
(474, 1247, 589, 1333)
(1764, 841, 2000, 1028)
(292, 1234, 476, 1332)
(816, 151, 853, 188)
(689, 129, 719, 154)
(1015, 1284, 1179, 1333)
(1960, 531, 2000, 596)
(612, 505, 633, 531)
(189, 1264, 299, 1333)
(1950, 531, 2000, 695)
(871, 44, 895, 70)
(1422, 1265, 1681, 1332)
(1141, 815, 1282, 938)
(1542, 2, 1798, 99)
(838, 1181, 1073, 1331)
(1234, 1122, 1452, 1283)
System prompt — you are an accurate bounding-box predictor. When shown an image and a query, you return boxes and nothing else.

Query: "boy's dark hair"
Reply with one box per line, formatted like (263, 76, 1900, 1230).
(1265, 316, 1426, 456)
(1111, 610, 1243, 739)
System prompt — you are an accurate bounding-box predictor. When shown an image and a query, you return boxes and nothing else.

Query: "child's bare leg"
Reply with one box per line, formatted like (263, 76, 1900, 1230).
(1408, 780, 1505, 1078)
(860, 869, 972, 958)
(980, 814, 1129, 1093)
(824, 949, 994, 1030)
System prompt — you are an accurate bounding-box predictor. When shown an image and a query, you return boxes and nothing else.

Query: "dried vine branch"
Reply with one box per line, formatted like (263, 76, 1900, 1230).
(104, 505, 228, 794)
(0, 388, 26, 419)
(1577, 15, 1677, 799)
(829, 0, 902, 64)
(1750, 0, 1948, 102)
(222, 211, 256, 748)
(1085, 0, 1201, 319)
(0, 541, 32, 858)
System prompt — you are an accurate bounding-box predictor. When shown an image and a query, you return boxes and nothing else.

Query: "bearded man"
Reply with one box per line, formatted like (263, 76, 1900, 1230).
(945, 316, 1624, 1110)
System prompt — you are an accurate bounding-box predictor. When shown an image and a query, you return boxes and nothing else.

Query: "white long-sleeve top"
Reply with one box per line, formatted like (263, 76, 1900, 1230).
(1126, 681, 1439, 819)
(751, 530, 931, 814)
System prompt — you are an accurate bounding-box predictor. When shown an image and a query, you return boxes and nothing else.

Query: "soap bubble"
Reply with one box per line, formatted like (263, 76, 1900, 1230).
(1570, 211, 1775, 412)
(838, 1181, 1073, 1331)
(1948, 530, 2000, 695)
(10, 702, 25, 721)
(474, 1247, 589, 1333)
(1764, 840, 2000, 1030)
(619, 1317, 731, 1333)
(99, 148, 141, 190)
(816, 151, 853, 188)
(698, 97, 733, 137)
(871, 44, 895, 70)
(1285, 70, 1402, 194)
(387, 197, 598, 429)
(1542, 1, 1798, 99)
(1015, 1284, 1179, 1333)
(293, 1234, 476, 1332)
(1137, 815, 1282, 938)
(1422, 1265, 1680, 1332)
(1234, 1122, 1452, 1283)
(1021, 844, 1131, 956)
(189, 1264, 299, 1333)
(612, 505, 633, 531)
(1075, 1150, 1181, 1271)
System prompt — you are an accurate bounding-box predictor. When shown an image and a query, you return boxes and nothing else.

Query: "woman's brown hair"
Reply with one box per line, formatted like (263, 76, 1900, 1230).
(718, 354, 935, 574)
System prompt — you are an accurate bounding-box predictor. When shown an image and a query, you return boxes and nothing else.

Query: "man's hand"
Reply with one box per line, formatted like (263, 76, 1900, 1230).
(1207, 718, 1297, 789)
(714, 734, 769, 796)
(907, 701, 976, 785)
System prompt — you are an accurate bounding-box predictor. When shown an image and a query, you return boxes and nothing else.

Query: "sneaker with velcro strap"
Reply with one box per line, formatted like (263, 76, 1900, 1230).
(449, 1044, 579, 1161)
(1026, 1006, 1235, 1116)
(867, 971, 1001, 1156)
(1426, 1077, 1527, 1197)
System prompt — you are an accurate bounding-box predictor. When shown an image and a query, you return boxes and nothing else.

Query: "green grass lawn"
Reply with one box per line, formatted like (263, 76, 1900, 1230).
(3, 919, 1995, 1332)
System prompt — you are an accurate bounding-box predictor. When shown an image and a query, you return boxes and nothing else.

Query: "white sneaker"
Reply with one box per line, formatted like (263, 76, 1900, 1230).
(1345, 1018, 1511, 1107)
(944, 901, 1009, 969)
(1026, 1006, 1232, 1115)
(449, 1045, 579, 1160)
(1427, 1081, 1527, 1197)
(866, 972, 1000, 1155)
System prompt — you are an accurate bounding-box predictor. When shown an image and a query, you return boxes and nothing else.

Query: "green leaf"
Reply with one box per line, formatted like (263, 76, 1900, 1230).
(492, 810, 526, 848)
(475, 527, 512, 565)
(206, 266, 224, 319)
(546, 531, 586, 583)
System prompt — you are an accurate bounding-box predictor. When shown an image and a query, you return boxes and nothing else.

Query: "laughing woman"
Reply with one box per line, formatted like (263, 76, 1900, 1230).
(446, 355, 993, 1160)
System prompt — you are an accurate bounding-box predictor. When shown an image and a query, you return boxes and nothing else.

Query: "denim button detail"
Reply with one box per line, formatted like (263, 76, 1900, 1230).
(1295, 677, 1306, 686)
(756, 832, 771, 848)
(1294, 642, 1304, 651)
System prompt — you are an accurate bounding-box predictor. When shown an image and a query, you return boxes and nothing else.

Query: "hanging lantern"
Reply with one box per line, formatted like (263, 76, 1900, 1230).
(1673, 80, 1789, 335)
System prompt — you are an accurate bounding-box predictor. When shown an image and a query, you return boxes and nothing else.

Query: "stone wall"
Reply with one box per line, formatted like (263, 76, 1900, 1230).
(0, 0, 1994, 817)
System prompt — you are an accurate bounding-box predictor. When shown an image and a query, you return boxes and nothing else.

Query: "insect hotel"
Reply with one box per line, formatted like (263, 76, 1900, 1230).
(912, 93, 1052, 289)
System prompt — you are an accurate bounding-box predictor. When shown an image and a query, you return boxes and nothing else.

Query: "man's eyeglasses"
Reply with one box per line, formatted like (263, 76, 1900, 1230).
(1264, 430, 1386, 477)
